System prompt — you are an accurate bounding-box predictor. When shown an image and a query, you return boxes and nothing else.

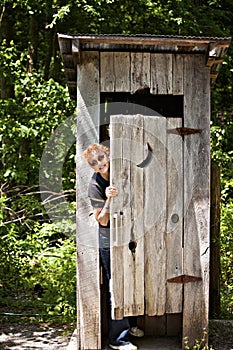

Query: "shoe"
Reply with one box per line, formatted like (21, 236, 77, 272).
(109, 340, 138, 350)
(129, 326, 144, 338)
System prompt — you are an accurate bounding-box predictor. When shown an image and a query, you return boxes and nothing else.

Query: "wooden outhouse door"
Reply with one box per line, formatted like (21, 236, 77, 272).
(110, 114, 184, 320)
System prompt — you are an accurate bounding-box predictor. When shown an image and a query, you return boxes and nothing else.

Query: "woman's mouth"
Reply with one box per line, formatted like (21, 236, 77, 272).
(99, 164, 107, 171)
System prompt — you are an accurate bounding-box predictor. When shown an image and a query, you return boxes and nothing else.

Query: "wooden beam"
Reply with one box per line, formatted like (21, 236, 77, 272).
(166, 117, 183, 314)
(183, 54, 210, 349)
(76, 51, 101, 350)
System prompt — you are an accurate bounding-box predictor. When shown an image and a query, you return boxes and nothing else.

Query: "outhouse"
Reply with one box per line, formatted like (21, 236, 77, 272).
(58, 34, 231, 349)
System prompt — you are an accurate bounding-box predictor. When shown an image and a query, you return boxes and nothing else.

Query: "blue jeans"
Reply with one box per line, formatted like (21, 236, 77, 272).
(100, 248, 137, 345)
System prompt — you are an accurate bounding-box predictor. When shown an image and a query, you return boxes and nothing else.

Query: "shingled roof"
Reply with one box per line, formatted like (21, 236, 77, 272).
(58, 34, 231, 100)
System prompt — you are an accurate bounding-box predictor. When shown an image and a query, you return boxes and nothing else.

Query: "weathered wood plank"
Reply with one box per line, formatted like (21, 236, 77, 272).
(183, 54, 210, 349)
(76, 51, 101, 349)
(131, 115, 145, 317)
(166, 118, 183, 314)
(78, 51, 100, 131)
(100, 52, 115, 92)
(122, 118, 135, 317)
(110, 115, 124, 320)
(130, 53, 150, 93)
(100, 52, 130, 92)
(151, 54, 172, 94)
(144, 116, 167, 316)
(172, 55, 184, 95)
(114, 52, 131, 92)
(110, 115, 145, 319)
(123, 115, 144, 317)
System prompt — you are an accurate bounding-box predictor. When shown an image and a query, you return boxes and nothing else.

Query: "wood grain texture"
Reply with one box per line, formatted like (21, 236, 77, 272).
(172, 55, 184, 95)
(130, 52, 150, 93)
(166, 118, 183, 314)
(124, 115, 144, 317)
(110, 115, 145, 318)
(182, 54, 210, 349)
(110, 115, 124, 319)
(76, 51, 101, 349)
(115, 52, 131, 92)
(144, 116, 167, 316)
(100, 52, 115, 92)
(151, 54, 172, 94)
(100, 52, 130, 92)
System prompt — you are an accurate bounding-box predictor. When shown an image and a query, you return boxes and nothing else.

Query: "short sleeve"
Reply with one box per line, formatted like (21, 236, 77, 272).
(88, 180, 105, 208)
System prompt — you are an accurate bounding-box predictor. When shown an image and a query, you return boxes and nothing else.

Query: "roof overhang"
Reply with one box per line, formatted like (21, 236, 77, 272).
(58, 34, 231, 99)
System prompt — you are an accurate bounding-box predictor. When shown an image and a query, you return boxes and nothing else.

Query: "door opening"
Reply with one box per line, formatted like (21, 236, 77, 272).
(100, 91, 183, 142)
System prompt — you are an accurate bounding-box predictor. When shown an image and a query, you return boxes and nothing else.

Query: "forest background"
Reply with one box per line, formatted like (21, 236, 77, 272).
(0, 0, 232, 325)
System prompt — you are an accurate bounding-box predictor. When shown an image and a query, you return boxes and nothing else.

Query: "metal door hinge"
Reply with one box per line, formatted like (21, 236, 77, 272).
(167, 274, 202, 283)
(167, 127, 202, 137)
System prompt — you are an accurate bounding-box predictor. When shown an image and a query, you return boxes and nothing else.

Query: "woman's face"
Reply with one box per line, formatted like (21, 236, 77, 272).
(87, 150, 110, 176)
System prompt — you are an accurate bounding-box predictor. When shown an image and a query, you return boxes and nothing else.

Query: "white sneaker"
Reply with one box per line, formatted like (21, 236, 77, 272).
(109, 341, 138, 349)
(129, 326, 144, 338)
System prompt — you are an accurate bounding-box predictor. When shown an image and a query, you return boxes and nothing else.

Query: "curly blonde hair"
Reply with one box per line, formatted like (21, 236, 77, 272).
(82, 143, 110, 160)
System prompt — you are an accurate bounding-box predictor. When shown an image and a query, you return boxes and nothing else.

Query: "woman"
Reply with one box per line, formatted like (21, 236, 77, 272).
(83, 143, 144, 350)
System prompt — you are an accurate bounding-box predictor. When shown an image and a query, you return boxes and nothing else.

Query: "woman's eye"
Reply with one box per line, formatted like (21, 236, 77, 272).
(98, 155, 104, 161)
(89, 160, 97, 166)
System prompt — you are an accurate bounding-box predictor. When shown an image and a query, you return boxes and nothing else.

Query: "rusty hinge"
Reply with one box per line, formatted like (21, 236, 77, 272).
(167, 127, 202, 137)
(167, 274, 202, 284)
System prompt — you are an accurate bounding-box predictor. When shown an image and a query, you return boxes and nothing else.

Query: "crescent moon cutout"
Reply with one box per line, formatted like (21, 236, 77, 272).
(137, 142, 153, 168)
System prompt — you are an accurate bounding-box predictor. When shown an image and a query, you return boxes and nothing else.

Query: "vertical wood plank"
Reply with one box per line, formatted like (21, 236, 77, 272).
(110, 115, 125, 319)
(144, 116, 167, 316)
(172, 55, 184, 95)
(166, 118, 183, 314)
(130, 52, 150, 93)
(110, 115, 145, 319)
(100, 52, 115, 92)
(114, 52, 131, 92)
(151, 54, 172, 94)
(123, 115, 144, 317)
(183, 54, 210, 349)
(76, 51, 101, 349)
(122, 118, 135, 317)
(78, 51, 100, 132)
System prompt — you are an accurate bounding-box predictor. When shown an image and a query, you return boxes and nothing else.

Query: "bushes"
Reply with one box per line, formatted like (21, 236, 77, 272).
(220, 201, 233, 318)
(211, 120, 233, 319)
(0, 221, 76, 324)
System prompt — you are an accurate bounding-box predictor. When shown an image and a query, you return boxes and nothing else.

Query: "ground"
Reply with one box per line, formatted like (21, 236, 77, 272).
(209, 319, 233, 350)
(0, 322, 73, 350)
(0, 319, 232, 349)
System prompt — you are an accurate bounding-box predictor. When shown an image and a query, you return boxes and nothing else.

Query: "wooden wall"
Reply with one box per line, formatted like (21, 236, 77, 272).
(76, 51, 210, 349)
(100, 52, 183, 95)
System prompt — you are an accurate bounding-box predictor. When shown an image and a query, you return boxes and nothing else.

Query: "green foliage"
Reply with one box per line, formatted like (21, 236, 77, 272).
(220, 201, 233, 318)
(0, 37, 76, 323)
(184, 329, 214, 349)
(0, 220, 76, 324)
(0, 45, 75, 184)
(211, 121, 233, 319)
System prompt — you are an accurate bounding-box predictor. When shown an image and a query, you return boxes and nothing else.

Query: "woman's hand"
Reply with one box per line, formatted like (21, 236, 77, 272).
(105, 186, 118, 199)
(94, 187, 118, 226)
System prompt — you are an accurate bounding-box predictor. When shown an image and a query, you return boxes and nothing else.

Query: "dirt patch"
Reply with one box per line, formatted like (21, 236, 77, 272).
(0, 322, 73, 350)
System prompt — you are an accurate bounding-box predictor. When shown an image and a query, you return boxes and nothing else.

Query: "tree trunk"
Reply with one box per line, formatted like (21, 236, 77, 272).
(44, 29, 54, 80)
(28, 15, 39, 72)
(0, 3, 15, 99)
